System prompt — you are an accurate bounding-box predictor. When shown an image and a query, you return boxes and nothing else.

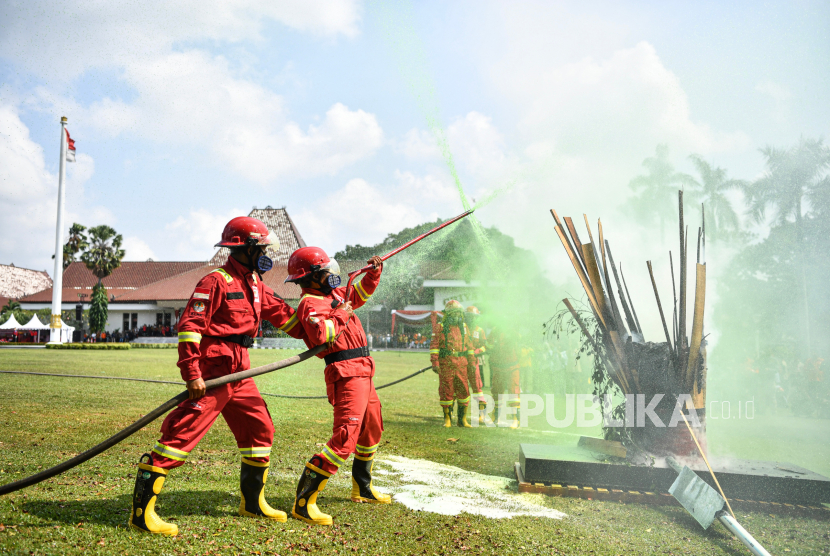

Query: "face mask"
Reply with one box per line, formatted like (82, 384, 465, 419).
(256, 254, 273, 273)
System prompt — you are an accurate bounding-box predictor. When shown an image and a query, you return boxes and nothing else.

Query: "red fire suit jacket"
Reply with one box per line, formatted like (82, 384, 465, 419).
(177, 256, 306, 382)
(487, 329, 519, 373)
(430, 321, 477, 374)
(297, 266, 381, 384)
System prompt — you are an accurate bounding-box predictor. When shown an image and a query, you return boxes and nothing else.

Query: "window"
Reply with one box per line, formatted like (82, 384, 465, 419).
(164, 312, 172, 327)
(156, 313, 163, 326)
(123, 313, 129, 331)
(130, 313, 138, 329)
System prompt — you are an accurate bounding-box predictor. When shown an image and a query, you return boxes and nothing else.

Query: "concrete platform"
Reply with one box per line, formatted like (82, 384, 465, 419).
(520, 442, 830, 506)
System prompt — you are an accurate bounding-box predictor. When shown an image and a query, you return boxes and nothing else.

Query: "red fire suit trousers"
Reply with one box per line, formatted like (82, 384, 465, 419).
(491, 366, 521, 407)
(315, 376, 384, 476)
(151, 378, 273, 469)
(438, 356, 471, 407)
(467, 358, 485, 402)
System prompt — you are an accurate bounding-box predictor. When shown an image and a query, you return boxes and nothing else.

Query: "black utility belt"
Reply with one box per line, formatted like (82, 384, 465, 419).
(204, 334, 255, 348)
(324, 345, 370, 366)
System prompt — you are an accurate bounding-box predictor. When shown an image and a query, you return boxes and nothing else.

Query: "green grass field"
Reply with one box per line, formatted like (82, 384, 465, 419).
(0, 348, 827, 555)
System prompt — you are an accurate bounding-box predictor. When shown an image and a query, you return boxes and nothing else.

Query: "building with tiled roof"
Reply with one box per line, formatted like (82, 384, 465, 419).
(210, 206, 306, 266)
(18, 207, 311, 333)
(0, 263, 52, 309)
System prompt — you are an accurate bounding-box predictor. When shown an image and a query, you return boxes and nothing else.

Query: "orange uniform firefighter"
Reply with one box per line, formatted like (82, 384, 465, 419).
(129, 217, 307, 536)
(464, 305, 487, 412)
(430, 300, 477, 427)
(285, 247, 391, 526)
(488, 327, 521, 428)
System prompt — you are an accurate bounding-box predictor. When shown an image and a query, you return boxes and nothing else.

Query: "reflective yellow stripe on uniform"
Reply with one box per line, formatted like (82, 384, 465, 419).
(178, 331, 202, 343)
(324, 319, 336, 343)
(467, 350, 475, 355)
(239, 446, 272, 458)
(152, 442, 189, 462)
(300, 293, 324, 301)
(321, 445, 345, 467)
(355, 442, 379, 454)
(439, 400, 454, 406)
(429, 349, 440, 354)
(354, 280, 371, 302)
(457, 396, 471, 405)
(279, 312, 299, 333)
(212, 268, 233, 283)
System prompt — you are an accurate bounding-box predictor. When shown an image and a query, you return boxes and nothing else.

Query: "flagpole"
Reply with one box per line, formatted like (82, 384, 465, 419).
(49, 117, 68, 344)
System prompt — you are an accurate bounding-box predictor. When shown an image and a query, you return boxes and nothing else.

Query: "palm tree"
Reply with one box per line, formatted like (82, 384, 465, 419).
(687, 155, 744, 242)
(0, 300, 23, 324)
(744, 137, 830, 355)
(52, 223, 89, 270)
(626, 145, 696, 241)
(81, 225, 125, 334)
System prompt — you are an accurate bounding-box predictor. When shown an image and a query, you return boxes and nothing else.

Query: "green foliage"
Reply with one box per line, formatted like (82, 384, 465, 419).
(336, 217, 554, 338)
(625, 144, 696, 240)
(81, 225, 125, 283)
(88, 283, 109, 334)
(45, 342, 130, 349)
(52, 223, 88, 270)
(130, 342, 176, 349)
(686, 154, 745, 242)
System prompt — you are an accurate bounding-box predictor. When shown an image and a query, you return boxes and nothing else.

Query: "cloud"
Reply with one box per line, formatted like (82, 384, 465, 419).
(6, 1, 380, 185)
(0, 102, 109, 271)
(165, 207, 246, 260)
(122, 237, 157, 262)
(295, 178, 429, 249)
(755, 80, 792, 123)
(0, 0, 363, 81)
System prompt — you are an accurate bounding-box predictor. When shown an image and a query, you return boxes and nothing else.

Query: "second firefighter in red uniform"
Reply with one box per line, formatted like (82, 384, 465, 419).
(430, 300, 477, 427)
(129, 217, 307, 536)
(285, 246, 391, 526)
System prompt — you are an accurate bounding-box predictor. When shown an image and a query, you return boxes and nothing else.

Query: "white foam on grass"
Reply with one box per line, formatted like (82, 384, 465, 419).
(374, 456, 566, 520)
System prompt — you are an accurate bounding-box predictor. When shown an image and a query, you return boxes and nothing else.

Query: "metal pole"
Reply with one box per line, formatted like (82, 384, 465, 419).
(49, 117, 68, 344)
(717, 512, 772, 556)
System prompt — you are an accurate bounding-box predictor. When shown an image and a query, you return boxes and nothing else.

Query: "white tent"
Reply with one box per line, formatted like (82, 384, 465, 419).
(0, 314, 23, 329)
(20, 315, 49, 330)
(52, 317, 75, 343)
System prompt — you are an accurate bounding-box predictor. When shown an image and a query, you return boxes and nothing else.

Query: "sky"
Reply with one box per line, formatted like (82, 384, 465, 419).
(1, 0, 828, 328)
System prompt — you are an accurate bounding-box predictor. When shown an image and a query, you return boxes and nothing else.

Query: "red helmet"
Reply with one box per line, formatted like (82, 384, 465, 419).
(215, 217, 279, 248)
(466, 305, 480, 315)
(285, 246, 341, 283)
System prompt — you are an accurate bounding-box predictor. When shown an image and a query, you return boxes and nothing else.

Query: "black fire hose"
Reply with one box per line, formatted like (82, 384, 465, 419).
(0, 344, 326, 496)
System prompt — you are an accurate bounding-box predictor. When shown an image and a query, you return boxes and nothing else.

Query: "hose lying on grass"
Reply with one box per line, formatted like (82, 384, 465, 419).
(0, 365, 431, 399)
(0, 357, 431, 495)
(0, 345, 325, 496)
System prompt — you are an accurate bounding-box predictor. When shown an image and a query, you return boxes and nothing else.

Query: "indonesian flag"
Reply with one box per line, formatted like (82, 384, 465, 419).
(65, 129, 76, 162)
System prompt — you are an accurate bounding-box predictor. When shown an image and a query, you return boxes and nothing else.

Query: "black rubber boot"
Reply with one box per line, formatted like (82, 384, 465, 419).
(350, 456, 391, 504)
(291, 456, 333, 526)
(238, 458, 286, 522)
(129, 454, 178, 536)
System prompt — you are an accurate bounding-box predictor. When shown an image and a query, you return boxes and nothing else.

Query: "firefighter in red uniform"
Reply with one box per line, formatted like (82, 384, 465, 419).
(129, 217, 307, 536)
(464, 305, 488, 424)
(285, 247, 391, 526)
(488, 327, 521, 428)
(430, 300, 477, 427)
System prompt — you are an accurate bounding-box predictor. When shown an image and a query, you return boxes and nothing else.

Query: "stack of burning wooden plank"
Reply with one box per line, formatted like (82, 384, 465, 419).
(551, 191, 708, 455)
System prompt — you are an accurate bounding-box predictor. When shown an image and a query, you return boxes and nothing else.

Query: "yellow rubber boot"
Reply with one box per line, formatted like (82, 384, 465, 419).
(292, 459, 333, 526)
(351, 456, 392, 504)
(238, 458, 287, 522)
(441, 405, 453, 427)
(509, 407, 521, 429)
(457, 404, 472, 428)
(129, 455, 178, 537)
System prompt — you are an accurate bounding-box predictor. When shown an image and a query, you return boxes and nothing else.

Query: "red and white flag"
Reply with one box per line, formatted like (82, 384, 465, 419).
(65, 129, 76, 162)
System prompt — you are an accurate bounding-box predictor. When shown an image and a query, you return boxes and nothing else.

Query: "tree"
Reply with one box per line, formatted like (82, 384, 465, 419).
(625, 144, 696, 241)
(0, 300, 23, 325)
(743, 137, 830, 355)
(81, 225, 125, 334)
(52, 223, 89, 270)
(687, 154, 744, 242)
